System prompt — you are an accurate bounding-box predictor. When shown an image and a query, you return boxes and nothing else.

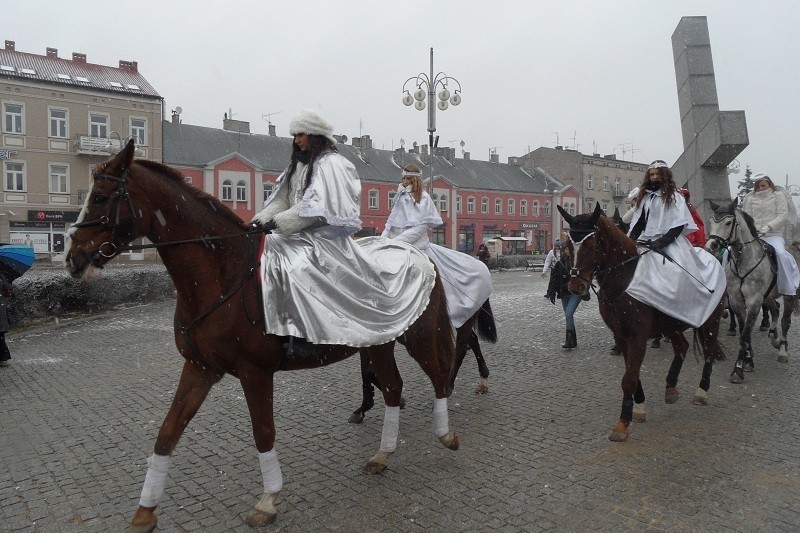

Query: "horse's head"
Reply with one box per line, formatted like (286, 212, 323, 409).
(65, 140, 140, 278)
(706, 197, 752, 258)
(558, 202, 603, 296)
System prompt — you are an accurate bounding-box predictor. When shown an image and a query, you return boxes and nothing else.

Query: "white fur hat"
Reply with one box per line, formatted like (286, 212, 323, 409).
(289, 109, 336, 144)
(752, 172, 770, 182)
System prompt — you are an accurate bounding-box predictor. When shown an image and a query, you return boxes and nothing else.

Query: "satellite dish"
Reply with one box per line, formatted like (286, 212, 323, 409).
(460, 140, 465, 147)
(400, 138, 405, 147)
(341, 135, 348, 143)
(174, 106, 182, 115)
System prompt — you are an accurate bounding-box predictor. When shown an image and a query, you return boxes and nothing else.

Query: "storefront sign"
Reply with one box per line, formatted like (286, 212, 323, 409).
(521, 222, 540, 228)
(27, 210, 81, 222)
(459, 223, 475, 229)
(11, 221, 51, 229)
(483, 224, 497, 229)
(0, 149, 18, 159)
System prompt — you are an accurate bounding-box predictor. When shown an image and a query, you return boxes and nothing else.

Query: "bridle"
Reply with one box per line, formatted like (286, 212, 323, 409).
(568, 225, 645, 301)
(70, 170, 138, 268)
(70, 168, 262, 268)
(706, 213, 738, 260)
(707, 211, 769, 282)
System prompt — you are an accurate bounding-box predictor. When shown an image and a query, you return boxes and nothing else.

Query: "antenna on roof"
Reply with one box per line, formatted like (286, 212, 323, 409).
(261, 111, 281, 125)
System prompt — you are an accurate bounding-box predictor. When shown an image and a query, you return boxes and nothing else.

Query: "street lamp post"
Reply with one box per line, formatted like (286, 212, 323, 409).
(401, 47, 462, 184)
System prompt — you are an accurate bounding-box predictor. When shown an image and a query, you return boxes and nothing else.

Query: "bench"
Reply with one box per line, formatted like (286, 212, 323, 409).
(525, 259, 545, 271)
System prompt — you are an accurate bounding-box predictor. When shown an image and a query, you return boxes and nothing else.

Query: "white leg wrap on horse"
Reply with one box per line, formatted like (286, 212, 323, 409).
(258, 449, 283, 493)
(138, 454, 171, 508)
(379, 406, 400, 452)
(432, 397, 449, 438)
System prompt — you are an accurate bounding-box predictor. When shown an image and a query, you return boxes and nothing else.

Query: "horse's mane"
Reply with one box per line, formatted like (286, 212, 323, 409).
(135, 160, 247, 229)
(597, 214, 639, 255)
(713, 201, 759, 240)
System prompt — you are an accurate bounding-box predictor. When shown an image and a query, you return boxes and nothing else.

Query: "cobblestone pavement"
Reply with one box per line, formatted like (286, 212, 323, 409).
(2, 270, 799, 532)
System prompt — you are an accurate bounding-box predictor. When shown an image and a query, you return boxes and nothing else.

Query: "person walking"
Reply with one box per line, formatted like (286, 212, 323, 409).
(0, 273, 13, 367)
(477, 243, 491, 268)
(545, 241, 583, 349)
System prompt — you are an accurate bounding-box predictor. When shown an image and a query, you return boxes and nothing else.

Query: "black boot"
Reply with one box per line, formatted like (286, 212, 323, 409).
(562, 329, 571, 349)
(562, 329, 576, 349)
(570, 329, 577, 348)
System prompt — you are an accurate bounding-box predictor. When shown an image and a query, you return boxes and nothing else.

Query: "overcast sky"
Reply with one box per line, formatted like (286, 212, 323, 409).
(5, 1, 798, 194)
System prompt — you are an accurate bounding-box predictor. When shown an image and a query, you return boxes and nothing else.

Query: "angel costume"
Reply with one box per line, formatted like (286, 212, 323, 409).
(626, 188, 726, 328)
(382, 186, 491, 328)
(742, 182, 800, 296)
(253, 152, 434, 347)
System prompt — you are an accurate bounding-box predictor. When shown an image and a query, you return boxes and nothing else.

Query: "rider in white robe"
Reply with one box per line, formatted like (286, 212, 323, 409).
(252, 110, 434, 347)
(626, 161, 726, 328)
(742, 173, 800, 296)
(381, 166, 492, 328)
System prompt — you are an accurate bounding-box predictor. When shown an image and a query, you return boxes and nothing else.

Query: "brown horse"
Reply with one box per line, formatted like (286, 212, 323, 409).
(558, 203, 725, 442)
(64, 141, 460, 531)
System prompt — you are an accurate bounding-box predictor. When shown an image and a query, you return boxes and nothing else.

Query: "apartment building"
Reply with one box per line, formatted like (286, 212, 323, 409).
(0, 40, 163, 254)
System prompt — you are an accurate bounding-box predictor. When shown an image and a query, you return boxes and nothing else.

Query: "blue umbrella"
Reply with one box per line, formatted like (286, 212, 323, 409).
(0, 244, 35, 282)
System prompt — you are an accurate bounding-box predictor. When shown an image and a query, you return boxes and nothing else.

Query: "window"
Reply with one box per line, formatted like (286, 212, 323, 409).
(481, 197, 488, 214)
(49, 164, 69, 193)
(263, 182, 274, 203)
(627, 178, 633, 193)
(602, 176, 609, 191)
(222, 179, 232, 200)
(467, 196, 475, 213)
(130, 118, 146, 146)
(3, 103, 23, 133)
(533, 200, 540, 216)
(438, 193, 448, 212)
(368, 189, 378, 209)
(508, 198, 515, 215)
(585, 197, 595, 211)
(388, 191, 398, 208)
(544, 201, 551, 216)
(520, 199, 527, 216)
(90, 113, 108, 138)
(494, 198, 502, 215)
(456, 195, 462, 213)
(432, 228, 446, 246)
(567, 202, 576, 216)
(236, 180, 247, 201)
(602, 201, 609, 213)
(587, 174, 593, 190)
(49, 108, 68, 138)
(4, 161, 25, 191)
(614, 177, 620, 193)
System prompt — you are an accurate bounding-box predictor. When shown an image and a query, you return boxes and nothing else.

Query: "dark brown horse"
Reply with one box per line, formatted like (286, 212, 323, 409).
(349, 299, 497, 423)
(64, 141, 460, 531)
(558, 203, 725, 442)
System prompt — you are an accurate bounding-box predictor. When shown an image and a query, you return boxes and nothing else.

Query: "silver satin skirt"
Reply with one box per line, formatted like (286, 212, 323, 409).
(258, 227, 436, 346)
(425, 244, 492, 328)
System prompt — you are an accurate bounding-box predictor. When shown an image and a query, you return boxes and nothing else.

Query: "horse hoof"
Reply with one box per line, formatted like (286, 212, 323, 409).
(744, 362, 754, 373)
(439, 430, 460, 450)
(608, 420, 629, 442)
(664, 387, 679, 404)
(364, 451, 390, 474)
(399, 396, 406, 409)
(730, 371, 744, 384)
(693, 388, 708, 405)
(722, 309, 729, 319)
(348, 411, 365, 424)
(474, 382, 489, 395)
(726, 330, 738, 337)
(759, 325, 769, 332)
(770, 338, 781, 349)
(632, 404, 646, 423)
(246, 508, 277, 527)
(246, 492, 279, 527)
(778, 354, 789, 363)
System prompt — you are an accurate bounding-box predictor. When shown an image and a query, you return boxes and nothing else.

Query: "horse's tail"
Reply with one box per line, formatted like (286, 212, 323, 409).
(692, 327, 728, 362)
(476, 299, 498, 343)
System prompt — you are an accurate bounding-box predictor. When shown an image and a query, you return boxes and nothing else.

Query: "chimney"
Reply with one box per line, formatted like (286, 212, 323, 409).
(508, 156, 521, 166)
(393, 147, 405, 166)
(119, 60, 138, 72)
(72, 52, 87, 63)
(268, 124, 276, 136)
(4, 40, 14, 51)
(555, 145, 563, 150)
(463, 151, 470, 161)
(420, 144, 429, 164)
(490, 153, 499, 163)
(604, 154, 616, 160)
(358, 135, 372, 164)
(223, 118, 250, 134)
(46, 47, 58, 58)
(171, 111, 180, 125)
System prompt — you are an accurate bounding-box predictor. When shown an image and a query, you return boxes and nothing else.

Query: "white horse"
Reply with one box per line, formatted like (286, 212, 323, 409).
(705, 198, 796, 383)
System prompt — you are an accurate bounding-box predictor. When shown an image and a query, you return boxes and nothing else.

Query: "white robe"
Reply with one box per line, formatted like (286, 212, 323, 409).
(626, 189, 726, 328)
(254, 154, 436, 346)
(382, 187, 492, 328)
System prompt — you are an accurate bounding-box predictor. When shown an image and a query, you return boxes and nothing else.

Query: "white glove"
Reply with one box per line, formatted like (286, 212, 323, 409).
(759, 225, 771, 235)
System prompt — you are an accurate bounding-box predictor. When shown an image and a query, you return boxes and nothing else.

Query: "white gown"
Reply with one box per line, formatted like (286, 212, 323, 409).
(383, 187, 492, 328)
(626, 189, 726, 328)
(254, 154, 436, 347)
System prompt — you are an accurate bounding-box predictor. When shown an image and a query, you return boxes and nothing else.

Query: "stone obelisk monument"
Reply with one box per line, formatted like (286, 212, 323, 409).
(670, 16, 748, 219)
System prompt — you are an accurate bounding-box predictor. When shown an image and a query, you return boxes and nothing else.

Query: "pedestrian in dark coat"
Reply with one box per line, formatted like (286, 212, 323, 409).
(0, 273, 13, 366)
(545, 241, 583, 349)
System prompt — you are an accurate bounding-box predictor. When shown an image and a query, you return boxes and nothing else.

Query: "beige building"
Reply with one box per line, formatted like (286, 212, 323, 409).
(518, 146, 648, 216)
(0, 40, 163, 255)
